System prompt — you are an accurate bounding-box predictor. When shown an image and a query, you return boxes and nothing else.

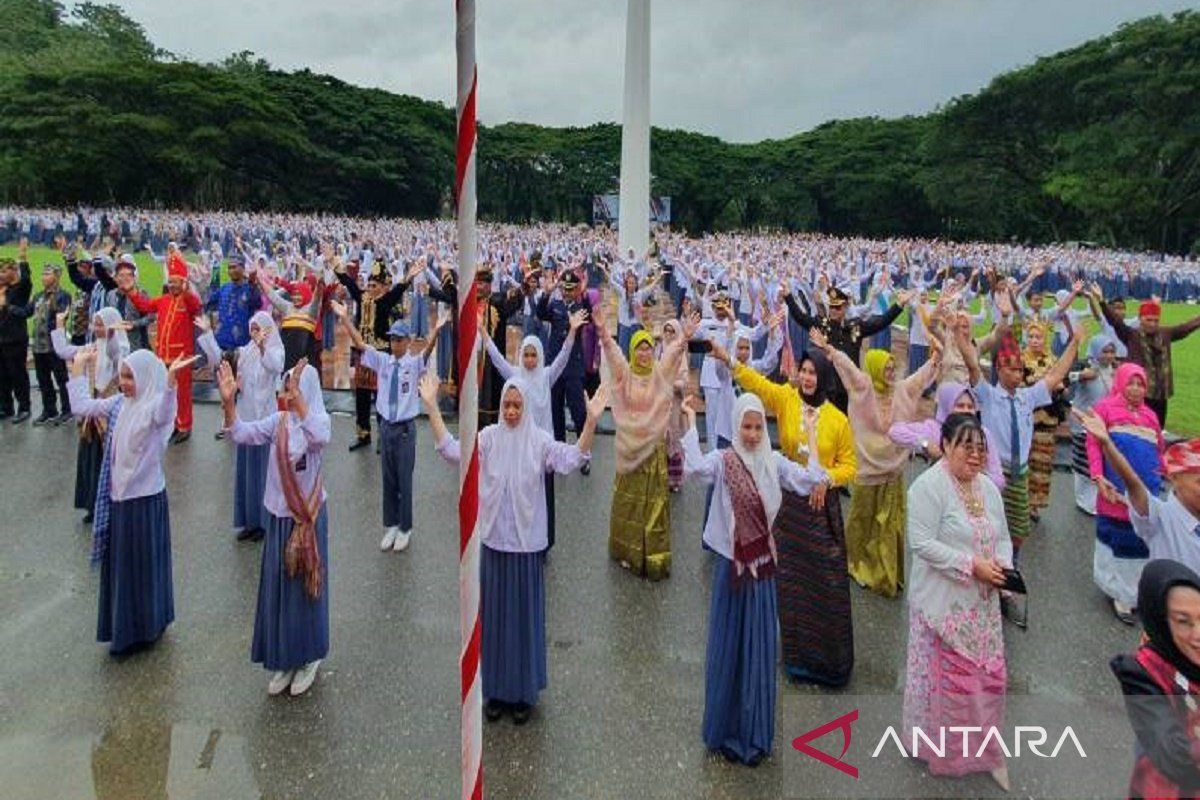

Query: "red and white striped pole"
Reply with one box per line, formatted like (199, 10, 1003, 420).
(454, 2, 483, 799)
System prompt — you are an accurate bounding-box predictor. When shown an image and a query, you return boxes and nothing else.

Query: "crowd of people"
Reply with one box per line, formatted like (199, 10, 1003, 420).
(4, 205, 1200, 793)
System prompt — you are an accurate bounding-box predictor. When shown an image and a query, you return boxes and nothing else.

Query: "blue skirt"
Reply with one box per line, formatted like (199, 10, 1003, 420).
(75, 436, 103, 512)
(97, 490, 174, 654)
(233, 443, 270, 533)
(481, 545, 547, 706)
(251, 507, 330, 671)
(702, 555, 778, 764)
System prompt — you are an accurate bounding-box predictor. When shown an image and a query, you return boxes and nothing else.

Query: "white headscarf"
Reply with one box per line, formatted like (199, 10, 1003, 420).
(731, 392, 782, 526)
(516, 335, 552, 434)
(110, 350, 169, 497)
(477, 378, 550, 550)
(238, 310, 284, 420)
(93, 307, 129, 392)
(282, 363, 328, 464)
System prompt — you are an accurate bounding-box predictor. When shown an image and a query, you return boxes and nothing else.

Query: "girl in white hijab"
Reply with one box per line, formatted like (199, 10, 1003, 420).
(680, 392, 826, 766)
(219, 358, 331, 696)
(68, 348, 193, 656)
(199, 309, 285, 539)
(53, 306, 131, 523)
(480, 309, 587, 551)
(420, 372, 608, 725)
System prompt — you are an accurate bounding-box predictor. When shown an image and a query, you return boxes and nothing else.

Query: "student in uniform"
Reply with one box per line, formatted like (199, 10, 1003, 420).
(419, 373, 607, 723)
(67, 348, 196, 655)
(217, 358, 332, 696)
(334, 302, 444, 552)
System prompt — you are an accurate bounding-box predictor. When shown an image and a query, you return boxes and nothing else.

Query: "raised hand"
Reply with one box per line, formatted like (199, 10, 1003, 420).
(1072, 407, 1110, 443)
(568, 308, 589, 332)
(1095, 475, 1122, 505)
(682, 309, 701, 340)
(709, 338, 730, 366)
(70, 344, 96, 378)
(166, 354, 200, 388)
(808, 327, 829, 352)
(330, 299, 349, 320)
(193, 314, 212, 334)
(418, 370, 440, 408)
(681, 394, 699, 429)
(585, 382, 611, 420)
(589, 301, 607, 330)
(56, 310, 68, 331)
(216, 360, 238, 406)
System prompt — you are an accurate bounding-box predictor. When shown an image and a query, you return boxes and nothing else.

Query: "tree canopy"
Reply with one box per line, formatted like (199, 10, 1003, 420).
(0, 2, 1196, 253)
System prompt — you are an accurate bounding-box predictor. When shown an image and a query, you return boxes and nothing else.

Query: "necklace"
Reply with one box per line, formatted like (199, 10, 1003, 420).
(951, 472, 985, 517)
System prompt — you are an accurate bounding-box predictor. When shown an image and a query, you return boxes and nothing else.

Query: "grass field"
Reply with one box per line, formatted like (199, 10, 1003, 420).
(5, 243, 1200, 435)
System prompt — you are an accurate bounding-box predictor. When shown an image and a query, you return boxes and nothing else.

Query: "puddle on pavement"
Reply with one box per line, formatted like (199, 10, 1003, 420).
(0, 723, 260, 800)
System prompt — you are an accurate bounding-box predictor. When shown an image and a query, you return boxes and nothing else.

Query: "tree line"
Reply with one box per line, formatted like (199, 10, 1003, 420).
(0, 2, 1196, 253)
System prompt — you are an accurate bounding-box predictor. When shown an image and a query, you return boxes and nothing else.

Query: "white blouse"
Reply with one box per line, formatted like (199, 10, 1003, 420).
(906, 463, 1013, 668)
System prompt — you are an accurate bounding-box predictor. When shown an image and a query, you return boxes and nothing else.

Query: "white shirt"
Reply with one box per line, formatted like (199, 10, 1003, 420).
(1130, 494, 1200, 574)
(361, 348, 426, 423)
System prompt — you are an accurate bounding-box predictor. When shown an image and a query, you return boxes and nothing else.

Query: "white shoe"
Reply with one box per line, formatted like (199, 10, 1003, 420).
(392, 529, 411, 552)
(267, 670, 295, 696)
(380, 526, 399, 551)
(290, 660, 321, 696)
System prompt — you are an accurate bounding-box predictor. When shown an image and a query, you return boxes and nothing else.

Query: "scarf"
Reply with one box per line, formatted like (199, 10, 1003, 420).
(1138, 559, 1200, 684)
(723, 448, 777, 581)
(477, 379, 547, 550)
(724, 393, 782, 582)
(90, 398, 124, 566)
(516, 336, 553, 435)
(864, 349, 893, 396)
(276, 410, 324, 600)
(110, 350, 170, 499)
(629, 329, 655, 377)
(797, 351, 828, 408)
(93, 307, 129, 394)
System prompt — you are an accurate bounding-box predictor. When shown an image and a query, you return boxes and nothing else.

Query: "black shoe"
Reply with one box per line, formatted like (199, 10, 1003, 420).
(83, 512, 94, 524)
(53, 412, 73, 426)
(214, 429, 226, 441)
(236, 528, 257, 542)
(11, 411, 30, 424)
(0, 410, 10, 421)
(580, 462, 591, 476)
(32, 413, 54, 427)
(484, 700, 504, 723)
(251, 528, 265, 542)
(170, 430, 190, 445)
(510, 703, 532, 725)
(349, 438, 372, 452)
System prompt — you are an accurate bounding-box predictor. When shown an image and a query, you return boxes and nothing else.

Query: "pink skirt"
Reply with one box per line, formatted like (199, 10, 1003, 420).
(902, 614, 1006, 777)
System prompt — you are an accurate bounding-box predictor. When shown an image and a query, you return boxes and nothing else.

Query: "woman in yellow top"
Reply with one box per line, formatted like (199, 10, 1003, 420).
(1022, 321, 1064, 521)
(721, 344, 858, 686)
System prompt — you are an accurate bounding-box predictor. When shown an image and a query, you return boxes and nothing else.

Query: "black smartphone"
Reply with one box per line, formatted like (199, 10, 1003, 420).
(1001, 568, 1027, 595)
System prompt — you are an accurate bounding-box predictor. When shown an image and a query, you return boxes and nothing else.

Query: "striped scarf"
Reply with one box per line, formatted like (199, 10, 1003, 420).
(722, 449, 776, 581)
(90, 398, 124, 566)
(276, 412, 325, 600)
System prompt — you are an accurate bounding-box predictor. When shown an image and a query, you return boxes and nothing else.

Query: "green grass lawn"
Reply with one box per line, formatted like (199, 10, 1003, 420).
(7, 242, 1200, 435)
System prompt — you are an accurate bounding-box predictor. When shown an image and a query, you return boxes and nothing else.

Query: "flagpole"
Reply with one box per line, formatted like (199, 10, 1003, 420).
(454, 2, 483, 799)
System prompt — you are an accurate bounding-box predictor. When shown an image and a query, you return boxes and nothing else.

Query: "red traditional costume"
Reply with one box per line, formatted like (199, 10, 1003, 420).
(129, 253, 201, 433)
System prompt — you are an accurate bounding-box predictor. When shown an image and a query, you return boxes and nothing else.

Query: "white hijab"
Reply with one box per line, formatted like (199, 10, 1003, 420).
(110, 350, 169, 497)
(238, 310, 284, 420)
(478, 379, 549, 550)
(516, 335, 552, 434)
(93, 307, 129, 392)
(731, 393, 782, 526)
(281, 363, 328, 464)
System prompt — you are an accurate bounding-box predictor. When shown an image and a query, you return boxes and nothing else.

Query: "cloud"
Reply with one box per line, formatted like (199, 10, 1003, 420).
(108, 0, 1196, 142)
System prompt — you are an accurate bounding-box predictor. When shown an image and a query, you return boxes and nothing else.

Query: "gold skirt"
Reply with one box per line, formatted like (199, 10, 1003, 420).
(609, 444, 671, 580)
(845, 474, 906, 598)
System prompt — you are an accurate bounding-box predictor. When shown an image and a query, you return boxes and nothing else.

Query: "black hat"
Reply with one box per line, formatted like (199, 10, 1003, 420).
(367, 260, 387, 283)
(827, 286, 849, 307)
(560, 271, 581, 289)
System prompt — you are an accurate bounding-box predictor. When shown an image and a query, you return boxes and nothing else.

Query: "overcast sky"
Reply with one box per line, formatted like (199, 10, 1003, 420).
(109, 0, 1197, 142)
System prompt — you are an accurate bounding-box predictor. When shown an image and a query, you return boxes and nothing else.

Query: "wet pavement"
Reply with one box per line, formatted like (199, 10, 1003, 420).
(0, 404, 1144, 799)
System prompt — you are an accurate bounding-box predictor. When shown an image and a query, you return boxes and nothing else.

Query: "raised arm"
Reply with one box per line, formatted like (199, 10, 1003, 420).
(1075, 407, 1150, 518)
(1167, 311, 1200, 343)
(1039, 330, 1082, 394)
(418, 372, 453, 455)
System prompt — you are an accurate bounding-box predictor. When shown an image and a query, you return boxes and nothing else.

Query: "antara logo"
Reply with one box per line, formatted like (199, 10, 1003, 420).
(792, 710, 1087, 777)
